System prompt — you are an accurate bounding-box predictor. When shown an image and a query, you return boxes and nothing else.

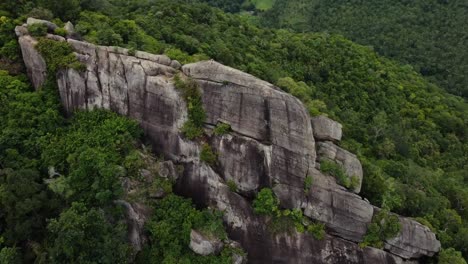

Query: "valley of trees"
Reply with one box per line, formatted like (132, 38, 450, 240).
(0, 0, 467, 263)
(259, 0, 468, 98)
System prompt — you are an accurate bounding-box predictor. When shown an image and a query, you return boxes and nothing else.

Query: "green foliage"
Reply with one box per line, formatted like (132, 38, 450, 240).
(320, 160, 352, 189)
(182, 121, 204, 140)
(144, 194, 230, 263)
(213, 123, 231, 136)
(0, 17, 20, 62)
(253, 188, 280, 216)
(42, 110, 141, 205)
(262, 0, 468, 98)
(53, 27, 67, 37)
(0, 246, 20, 264)
(27, 23, 48, 37)
(37, 0, 81, 21)
(304, 175, 313, 192)
(35, 38, 84, 73)
(200, 143, 217, 166)
(227, 179, 238, 192)
(439, 248, 467, 264)
(306, 222, 326, 240)
(27, 7, 54, 20)
(253, 188, 325, 239)
(174, 75, 207, 139)
(226, 180, 237, 192)
(47, 202, 130, 263)
(361, 209, 401, 249)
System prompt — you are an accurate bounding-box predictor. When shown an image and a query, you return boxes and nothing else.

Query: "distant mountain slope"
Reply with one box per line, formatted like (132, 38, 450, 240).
(259, 0, 468, 98)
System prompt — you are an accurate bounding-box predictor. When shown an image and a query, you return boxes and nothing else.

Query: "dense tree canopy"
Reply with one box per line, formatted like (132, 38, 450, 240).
(257, 0, 468, 98)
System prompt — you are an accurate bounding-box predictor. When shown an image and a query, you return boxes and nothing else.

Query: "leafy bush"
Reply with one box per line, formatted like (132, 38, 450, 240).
(253, 188, 280, 216)
(253, 188, 325, 239)
(174, 75, 207, 140)
(144, 194, 231, 263)
(439, 248, 467, 264)
(227, 179, 237, 192)
(214, 123, 231, 136)
(35, 38, 84, 73)
(304, 175, 313, 192)
(307, 222, 326, 240)
(27, 7, 54, 20)
(0, 246, 20, 264)
(47, 202, 130, 263)
(200, 143, 217, 166)
(320, 159, 352, 189)
(27, 23, 47, 37)
(53, 27, 67, 37)
(360, 209, 401, 249)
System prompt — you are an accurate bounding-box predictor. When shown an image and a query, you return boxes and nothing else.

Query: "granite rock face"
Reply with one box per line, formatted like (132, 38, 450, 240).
(189, 229, 224, 256)
(317, 141, 364, 193)
(311, 115, 343, 142)
(17, 34, 47, 89)
(17, 24, 441, 263)
(384, 216, 441, 259)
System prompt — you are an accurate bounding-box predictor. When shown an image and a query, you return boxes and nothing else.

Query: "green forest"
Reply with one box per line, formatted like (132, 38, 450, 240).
(0, 0, 467, 263)
(259, 0, 468, 98)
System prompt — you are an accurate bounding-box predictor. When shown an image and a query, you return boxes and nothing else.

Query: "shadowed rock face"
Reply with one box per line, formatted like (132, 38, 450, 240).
(17, 23, 440, 263)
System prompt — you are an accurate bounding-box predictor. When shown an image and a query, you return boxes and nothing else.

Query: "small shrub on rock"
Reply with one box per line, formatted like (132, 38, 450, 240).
(214, 122, 231, 136)
(27, 23, 47, 37)
(200, 143, 217, 165)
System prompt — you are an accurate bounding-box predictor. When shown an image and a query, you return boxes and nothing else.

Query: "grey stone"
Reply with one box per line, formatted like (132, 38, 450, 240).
(384, 216, 441, 259)
(311, 115, 343, 142)
(46, 33, 66, 42)
(26, 17, 57, 31)
(189, 229, 223, 256)
(185, 61, 316, 186)
(18, 36, 47, 90)
(170, 59, 182, 69)
(317, 141, 363, 193)
(14, 26, 28, 37)
(64, 21, 75, 34)
(114, 200, 152, 252)
(159, 161, 179, 181)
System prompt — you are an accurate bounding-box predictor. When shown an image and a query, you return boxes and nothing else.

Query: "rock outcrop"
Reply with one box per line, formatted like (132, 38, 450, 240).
(316, 141, 364, 193)
(189, 229, 224, 256)
(311, 115, 343, 142)
(17, 20, 441, 263)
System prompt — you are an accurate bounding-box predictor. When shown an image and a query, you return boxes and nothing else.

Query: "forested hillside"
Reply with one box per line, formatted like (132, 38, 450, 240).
(258, 0, 468, 98)
(0, 0, 467, 263)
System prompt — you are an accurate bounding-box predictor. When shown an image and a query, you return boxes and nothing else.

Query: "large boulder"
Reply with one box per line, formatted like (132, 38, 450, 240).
(384, 216, 441, 259)
(184, 61, 316, 188)
(311, 115, 343, 142)
(17, 35, 47, 89)
(317, 141, 363, 193)
(189, 229, 224, 256)
(26, 17, 58, 31)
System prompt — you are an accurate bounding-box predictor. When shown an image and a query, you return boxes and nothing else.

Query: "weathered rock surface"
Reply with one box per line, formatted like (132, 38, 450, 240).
(17, 26, 441, 263)
(26, 17, 58, 31)
(114, 200, 152, 252)
(384, 216, 441, 259)
(189, 229, 224, 256)
(311, 115, 343, 142)
(184, 61, 316, 189)
(17, 34, 47, 89)
(317, 141, 363, 193)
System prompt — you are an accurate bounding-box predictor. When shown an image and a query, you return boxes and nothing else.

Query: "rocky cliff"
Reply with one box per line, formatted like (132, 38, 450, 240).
(16, 19, 440, 263)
